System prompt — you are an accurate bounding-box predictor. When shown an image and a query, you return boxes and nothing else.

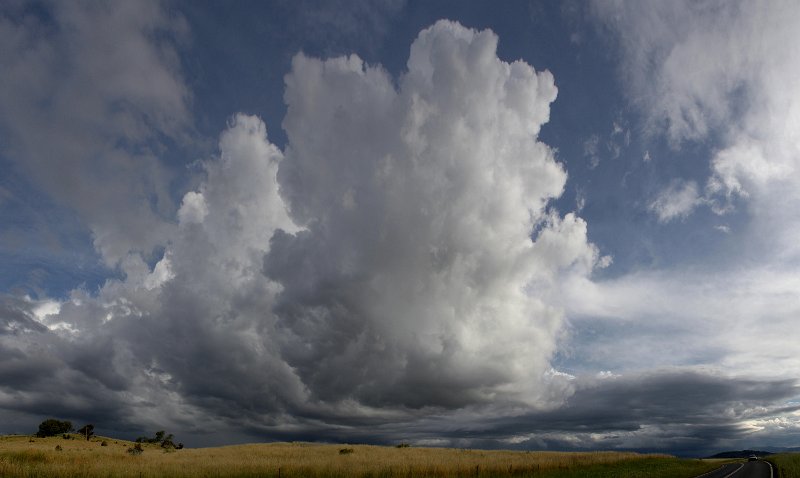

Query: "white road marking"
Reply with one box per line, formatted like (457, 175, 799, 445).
(695, 463, 743, 478)
(721, 463, 744, 478)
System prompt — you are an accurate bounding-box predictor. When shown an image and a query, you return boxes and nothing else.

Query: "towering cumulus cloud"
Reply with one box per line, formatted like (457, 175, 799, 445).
(0, 20, 601, 441)
(268, 20, 596, 409)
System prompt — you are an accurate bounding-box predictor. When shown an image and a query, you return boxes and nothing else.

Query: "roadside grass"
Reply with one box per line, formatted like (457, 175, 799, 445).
(769, 453, 800, 478)
(0, 434, 726, 478)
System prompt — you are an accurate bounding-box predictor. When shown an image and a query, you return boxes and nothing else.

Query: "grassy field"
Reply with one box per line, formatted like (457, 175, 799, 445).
(769, 453, 800, 478)
(0, 434, 729, 478)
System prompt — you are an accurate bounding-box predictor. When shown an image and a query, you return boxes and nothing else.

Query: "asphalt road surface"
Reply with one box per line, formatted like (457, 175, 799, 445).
(697, 461, 773, 478)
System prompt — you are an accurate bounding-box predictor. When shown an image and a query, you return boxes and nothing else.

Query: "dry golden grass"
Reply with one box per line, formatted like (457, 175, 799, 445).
(0, 434, 723, 478)
(768, 453, 800, 477)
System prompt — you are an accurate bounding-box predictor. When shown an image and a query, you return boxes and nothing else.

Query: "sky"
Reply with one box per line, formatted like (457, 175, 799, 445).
(2, 0, 800, 457)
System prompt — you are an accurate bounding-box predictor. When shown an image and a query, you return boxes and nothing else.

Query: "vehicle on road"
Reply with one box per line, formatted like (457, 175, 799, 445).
(747, 454, 758, 461)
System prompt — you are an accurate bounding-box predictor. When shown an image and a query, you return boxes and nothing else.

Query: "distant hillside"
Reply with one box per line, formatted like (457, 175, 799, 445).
(764, 446, 800, 453)
(707, 450, 773, 459)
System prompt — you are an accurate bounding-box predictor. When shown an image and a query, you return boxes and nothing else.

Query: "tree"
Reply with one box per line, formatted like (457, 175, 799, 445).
(36, 419, 73, 437)
(135, 429, 181, 448)
(160, 433, 175, 449)
(76, 424, 95, 441)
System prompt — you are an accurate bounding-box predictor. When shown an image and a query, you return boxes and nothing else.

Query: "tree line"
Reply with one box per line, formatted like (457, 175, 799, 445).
(35, 419, 93, 440)
(35, 418, 182, 448)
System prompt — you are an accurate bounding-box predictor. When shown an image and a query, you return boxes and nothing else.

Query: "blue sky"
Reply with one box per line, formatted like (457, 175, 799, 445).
(2, 0, 800, 457)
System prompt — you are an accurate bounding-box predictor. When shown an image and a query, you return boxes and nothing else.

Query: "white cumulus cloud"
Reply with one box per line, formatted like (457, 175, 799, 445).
(0, 20, 602, 441)
(268, 19, 599, 409)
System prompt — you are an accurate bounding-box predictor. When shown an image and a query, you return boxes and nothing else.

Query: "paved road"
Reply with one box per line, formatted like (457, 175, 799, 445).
(697, 461, 772, 478)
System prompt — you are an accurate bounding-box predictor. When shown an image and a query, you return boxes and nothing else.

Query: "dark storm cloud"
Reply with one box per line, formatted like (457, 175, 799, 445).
(505, 372, 793, 431)
(0, 296, 47, 335)
(0, 297, 56, 389)
(193, 371, 800, 456)
(419, 371, 800, 456)
(0, 296, 139, 429)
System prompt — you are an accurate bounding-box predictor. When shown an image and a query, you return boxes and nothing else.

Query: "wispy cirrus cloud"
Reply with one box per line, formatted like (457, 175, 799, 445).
(649, 179, 702, 223)
(593, 0, 800, 230)
(585, 0, 800, 365)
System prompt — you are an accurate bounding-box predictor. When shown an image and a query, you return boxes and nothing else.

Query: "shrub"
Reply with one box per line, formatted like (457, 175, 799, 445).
(127, 443, 144, 456)
(36, 419, 73, 438)
(339, 448, 354, 455)
(54, 445, 62, 451)
(100, 441, 108, 447)
(396, 443, 411, 448)
(138, 430, 179, 448)
(159, 433, 176, 449)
